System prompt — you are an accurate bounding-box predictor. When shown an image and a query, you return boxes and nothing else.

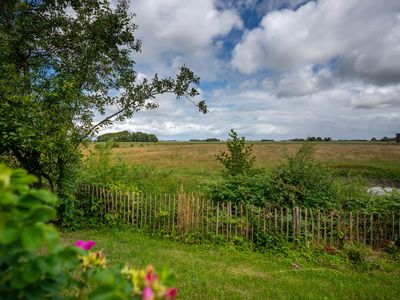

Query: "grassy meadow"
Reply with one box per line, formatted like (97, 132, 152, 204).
(62, 228, 400, 300)
(84, 141, 400, 193)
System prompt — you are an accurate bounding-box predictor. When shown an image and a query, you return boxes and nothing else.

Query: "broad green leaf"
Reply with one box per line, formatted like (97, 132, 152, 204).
(21, 225, 44, 251)
(28, 206, 57, 223)
(88, 285, 121, 300)
(89, 269, 115, 285)
(0, 226, 19, 245)
(21, 262, 41, 284)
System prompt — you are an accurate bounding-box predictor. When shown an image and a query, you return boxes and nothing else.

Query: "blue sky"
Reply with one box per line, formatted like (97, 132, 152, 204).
(99, 0, 400, 141)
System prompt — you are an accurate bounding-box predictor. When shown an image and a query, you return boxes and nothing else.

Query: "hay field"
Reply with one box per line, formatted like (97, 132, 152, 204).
(95, 142, 400, 184)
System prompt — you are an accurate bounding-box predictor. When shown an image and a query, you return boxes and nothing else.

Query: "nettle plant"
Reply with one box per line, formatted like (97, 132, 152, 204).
(0, 165, 176, 299)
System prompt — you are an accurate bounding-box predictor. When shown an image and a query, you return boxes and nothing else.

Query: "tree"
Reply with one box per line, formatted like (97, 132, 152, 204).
(0, 1, 206, 199)
(216, 129, 255, 176)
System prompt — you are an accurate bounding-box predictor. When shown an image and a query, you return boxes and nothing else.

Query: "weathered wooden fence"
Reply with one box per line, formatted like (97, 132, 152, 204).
(77, 185, 400, 248)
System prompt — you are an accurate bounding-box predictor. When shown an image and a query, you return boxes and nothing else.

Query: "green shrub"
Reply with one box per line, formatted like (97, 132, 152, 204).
(208, 173, 274, 206)
(271, 144, 337, 209)
(0, 165, 80, 299)
(216, 129, 255, 176)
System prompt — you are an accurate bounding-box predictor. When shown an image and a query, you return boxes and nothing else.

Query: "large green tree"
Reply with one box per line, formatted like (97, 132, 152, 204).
(0, 1, 206, 197)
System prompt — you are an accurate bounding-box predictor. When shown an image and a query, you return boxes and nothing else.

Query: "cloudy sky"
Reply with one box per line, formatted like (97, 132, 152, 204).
(102, 0, 400, 140)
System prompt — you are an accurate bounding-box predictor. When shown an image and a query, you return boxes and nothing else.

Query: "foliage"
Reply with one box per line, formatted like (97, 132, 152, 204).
(0, 165, 80, 298)
(207, 173, 274, 206)
(211, 142, 338, 208)
(271, 143, 338, 209)
(97, 131, 158, 143)
(0, 165, 177, 299)
(216, 129, 255, 176)
(0, 0, 206, 212)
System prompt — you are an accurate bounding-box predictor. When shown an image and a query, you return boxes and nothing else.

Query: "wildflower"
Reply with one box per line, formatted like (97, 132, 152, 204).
(166, 287, 177, 299)
(75, 240, 96, 251)
(142, 286, 154, 300)
(145, 265, 158, 285)
(81, 251, 106, 270)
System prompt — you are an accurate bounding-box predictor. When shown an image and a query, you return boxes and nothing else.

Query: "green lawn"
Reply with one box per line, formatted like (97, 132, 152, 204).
(62, 229, 400, 299)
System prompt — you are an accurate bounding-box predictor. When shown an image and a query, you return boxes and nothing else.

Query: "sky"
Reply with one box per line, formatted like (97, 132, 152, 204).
(100, 0, 400, 141)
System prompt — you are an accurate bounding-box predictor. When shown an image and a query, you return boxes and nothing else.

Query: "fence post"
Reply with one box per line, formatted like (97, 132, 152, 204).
(310, 209, 314, 244)
(356, 212, 359, 243)
(286, 208, 289, 239)
(323, 211, 327, 244)
(305, 208, 308, 243)
(370, 213, 374, 247)
(131, 192, 135, 226)
(349, 212, 353, 242)
(330, 211, 333, 245)
(216, 202, 219, 236)
(317, 209, 320, 245)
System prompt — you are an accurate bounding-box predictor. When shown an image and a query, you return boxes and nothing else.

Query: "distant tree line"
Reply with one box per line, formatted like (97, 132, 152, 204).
(371, 136, 396, 142)
(289, 137, 332, 142)
(189, 138, 220, 142)
(97, 130, 158, 142)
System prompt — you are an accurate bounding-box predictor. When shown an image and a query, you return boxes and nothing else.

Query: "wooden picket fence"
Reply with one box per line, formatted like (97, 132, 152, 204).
(77, 184, 400, 248)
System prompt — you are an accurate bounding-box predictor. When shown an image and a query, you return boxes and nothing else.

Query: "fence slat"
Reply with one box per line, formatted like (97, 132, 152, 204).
(310, 209, 314, 244)
(305, 208, 308, 243)
(317, 210, 321, 245)
(216, 202, 219, 236)
(370, 213, 373, 247)
(349, 212, 353, 242)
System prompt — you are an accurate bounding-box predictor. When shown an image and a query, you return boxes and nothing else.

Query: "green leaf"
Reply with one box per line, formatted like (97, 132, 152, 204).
(21, 262, 41, 284)
(0, 191, 18, 205)
(21, 225, 44, 251)
(40, 224, 60, 251)
(88, 285, 121, 300)
(0, 225, 19, 245)
(29, 206, 57, 223)
(88, 268, 115, 285)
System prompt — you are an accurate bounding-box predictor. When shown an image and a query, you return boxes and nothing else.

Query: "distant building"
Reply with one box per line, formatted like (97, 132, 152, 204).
(396, 133, 400, 143)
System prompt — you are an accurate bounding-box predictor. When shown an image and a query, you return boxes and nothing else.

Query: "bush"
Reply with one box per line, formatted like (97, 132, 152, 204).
(216, 129, 255, 176)
(0, 165, 80, 298)
(208, 173, 274, 206)
(271, 144, 337, 209)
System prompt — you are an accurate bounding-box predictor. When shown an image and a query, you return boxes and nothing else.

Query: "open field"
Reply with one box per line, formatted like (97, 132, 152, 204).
(62, 228, 400, 300)
(85, 142, 400, 190)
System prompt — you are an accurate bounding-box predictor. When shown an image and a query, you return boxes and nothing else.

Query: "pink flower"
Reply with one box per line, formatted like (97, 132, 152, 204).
(145, 271, 158, 285)
(142, 287, 154, 300)
(75, 240, 96, 251)
(167, 288, 177, 299)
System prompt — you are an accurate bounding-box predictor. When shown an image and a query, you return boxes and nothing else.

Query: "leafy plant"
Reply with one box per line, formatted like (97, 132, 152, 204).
(0, 165, 80, 299)
(216, 129, 255, 176)
(208, 173, 274, 206)
(271, 143, 337, 209)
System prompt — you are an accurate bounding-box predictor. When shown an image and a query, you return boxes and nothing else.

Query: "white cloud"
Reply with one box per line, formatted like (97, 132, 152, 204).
(132, 0, 242, 70)
(349, 84, 400, 110)
(276, 65, 333, 97)
(232, 0, 400, 84)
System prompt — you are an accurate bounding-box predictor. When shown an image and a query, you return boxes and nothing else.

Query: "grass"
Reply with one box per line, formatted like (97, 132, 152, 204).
(83, 142, 400, 193)
(62, 228, 400, 299)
